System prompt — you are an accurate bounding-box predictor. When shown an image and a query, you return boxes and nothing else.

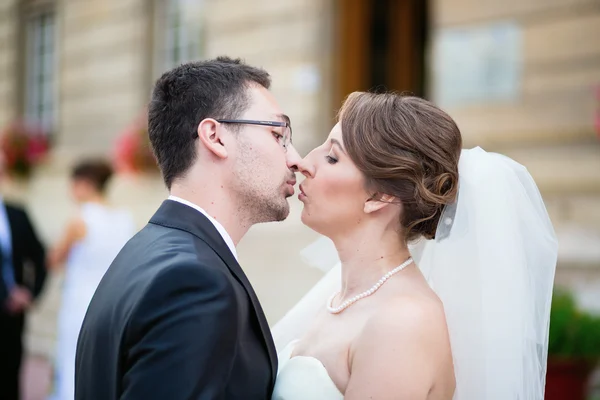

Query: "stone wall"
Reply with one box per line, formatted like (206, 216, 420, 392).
(58, 0, 150, 154)
(431, 0, 600, 271)
(0, 0, 19, 127)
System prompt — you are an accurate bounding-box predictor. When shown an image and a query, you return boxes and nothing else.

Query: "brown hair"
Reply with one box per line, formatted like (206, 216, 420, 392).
(339, 92, 462, 242)
(71, 159, 114, 194)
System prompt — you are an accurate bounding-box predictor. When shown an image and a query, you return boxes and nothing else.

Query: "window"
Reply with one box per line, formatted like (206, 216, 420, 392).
(24, 8, 57, 134)
(155, 0, 205, 74)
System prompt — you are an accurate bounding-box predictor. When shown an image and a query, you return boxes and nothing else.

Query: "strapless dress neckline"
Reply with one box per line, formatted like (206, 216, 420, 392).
(272, 340, 343, 400)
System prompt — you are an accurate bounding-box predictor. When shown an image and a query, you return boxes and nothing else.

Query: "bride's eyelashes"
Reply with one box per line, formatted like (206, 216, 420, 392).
(325, 149, 338, 164)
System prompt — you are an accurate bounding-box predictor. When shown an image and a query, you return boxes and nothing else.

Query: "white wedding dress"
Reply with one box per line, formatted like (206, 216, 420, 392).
(49, 203, 135, 400)
(271, 148, 558, 400)
(272, 340, 343, 400)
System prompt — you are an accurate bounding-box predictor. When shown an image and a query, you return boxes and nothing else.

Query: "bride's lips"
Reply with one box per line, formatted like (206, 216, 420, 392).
(298, 184, 307, 201)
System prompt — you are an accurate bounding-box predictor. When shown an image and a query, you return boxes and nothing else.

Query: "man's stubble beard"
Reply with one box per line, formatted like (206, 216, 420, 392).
(232, 149, 291, 225)
(238, 189, 290, 224)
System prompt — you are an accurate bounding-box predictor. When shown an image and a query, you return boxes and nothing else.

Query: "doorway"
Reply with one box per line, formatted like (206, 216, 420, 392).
(334, 0, 429, 108)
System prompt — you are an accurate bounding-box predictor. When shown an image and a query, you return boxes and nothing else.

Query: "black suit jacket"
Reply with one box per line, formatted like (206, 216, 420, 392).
(0, 202, 46, 307)
(75, 200, 277, 400)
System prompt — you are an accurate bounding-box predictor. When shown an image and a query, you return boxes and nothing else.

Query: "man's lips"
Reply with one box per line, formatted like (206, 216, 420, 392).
(286, 179, 296, 196)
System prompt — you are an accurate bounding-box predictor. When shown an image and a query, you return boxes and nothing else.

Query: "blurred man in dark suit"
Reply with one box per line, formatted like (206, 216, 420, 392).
(0, 153, 47, 400)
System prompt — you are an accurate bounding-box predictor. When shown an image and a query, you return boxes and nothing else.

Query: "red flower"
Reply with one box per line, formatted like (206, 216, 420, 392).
(0, 121, 50, 178)
(113, 111, 157, 174)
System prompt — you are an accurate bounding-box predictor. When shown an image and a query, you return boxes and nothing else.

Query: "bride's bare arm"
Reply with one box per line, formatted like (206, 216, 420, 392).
(344, 298, 451, 399)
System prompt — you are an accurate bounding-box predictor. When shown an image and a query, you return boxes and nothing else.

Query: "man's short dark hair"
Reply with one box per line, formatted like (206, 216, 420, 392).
(148, 56, 271, 189)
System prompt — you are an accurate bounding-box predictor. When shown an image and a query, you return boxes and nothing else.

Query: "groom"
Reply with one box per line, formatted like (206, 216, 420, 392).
(75, 57, 301, 399)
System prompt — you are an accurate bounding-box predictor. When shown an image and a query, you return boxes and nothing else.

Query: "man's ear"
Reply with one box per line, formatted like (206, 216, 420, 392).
(364, 193, 396, 214)
(197, 118, 228, 159)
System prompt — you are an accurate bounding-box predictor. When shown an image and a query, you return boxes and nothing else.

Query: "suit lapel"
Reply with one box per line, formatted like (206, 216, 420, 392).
(149, 200, 278, 385)
(211, 235, 279, 386)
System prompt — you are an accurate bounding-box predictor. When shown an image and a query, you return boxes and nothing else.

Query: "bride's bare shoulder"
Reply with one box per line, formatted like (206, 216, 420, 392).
(351, 293, 450, 364)
(370, 293, 447, 337)
(345, 295, 452, 397)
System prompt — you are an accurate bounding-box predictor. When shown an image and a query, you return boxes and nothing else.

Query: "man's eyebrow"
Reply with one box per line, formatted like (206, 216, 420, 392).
(330, 138, 346, 154)
(276, 114, 291, 125)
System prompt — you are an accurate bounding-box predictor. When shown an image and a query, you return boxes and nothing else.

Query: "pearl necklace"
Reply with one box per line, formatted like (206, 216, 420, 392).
(327, 257, 414, 314)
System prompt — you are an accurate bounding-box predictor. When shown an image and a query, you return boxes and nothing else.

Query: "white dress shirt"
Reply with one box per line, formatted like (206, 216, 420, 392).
(167, 195, 238, 261)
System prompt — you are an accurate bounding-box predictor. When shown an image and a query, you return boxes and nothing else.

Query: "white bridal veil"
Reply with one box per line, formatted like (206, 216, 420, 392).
(272, 147, 558, 400)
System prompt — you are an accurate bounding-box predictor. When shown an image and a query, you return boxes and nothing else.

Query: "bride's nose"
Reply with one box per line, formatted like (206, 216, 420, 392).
(293, 153, 315, 179)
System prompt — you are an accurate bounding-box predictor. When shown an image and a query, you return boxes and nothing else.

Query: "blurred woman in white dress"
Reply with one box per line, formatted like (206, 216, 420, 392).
(47, 159, 135, 400)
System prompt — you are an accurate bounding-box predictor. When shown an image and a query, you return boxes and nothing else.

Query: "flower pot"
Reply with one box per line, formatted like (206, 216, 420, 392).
(545, 358, 596, 400)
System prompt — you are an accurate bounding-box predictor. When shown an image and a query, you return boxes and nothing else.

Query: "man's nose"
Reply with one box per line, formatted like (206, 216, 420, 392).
(288, 147, 315, 178)
(286, 144, 303, 172)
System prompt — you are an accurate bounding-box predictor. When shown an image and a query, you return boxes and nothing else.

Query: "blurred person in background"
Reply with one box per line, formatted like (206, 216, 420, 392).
(47, 159, 134, 400)
(0, 152, 47, 400)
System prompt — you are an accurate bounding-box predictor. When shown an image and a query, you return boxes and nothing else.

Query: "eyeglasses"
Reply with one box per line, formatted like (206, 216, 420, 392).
(216, 119, 292, 150)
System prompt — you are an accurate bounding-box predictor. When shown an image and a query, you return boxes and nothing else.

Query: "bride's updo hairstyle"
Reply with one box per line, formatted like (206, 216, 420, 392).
(339, 92, 462, 242)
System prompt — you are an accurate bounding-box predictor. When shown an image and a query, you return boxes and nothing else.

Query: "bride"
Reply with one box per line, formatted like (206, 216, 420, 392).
(272, 92, 558, 399)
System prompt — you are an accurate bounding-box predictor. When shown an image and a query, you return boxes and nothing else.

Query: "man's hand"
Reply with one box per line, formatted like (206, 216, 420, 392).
(5, 286, 32, 314)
